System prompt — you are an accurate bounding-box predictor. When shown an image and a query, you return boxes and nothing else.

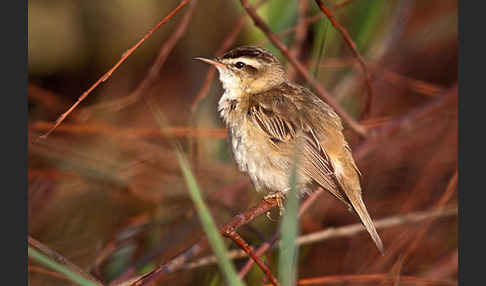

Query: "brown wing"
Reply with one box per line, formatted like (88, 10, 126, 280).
(247, 90, 352, 209)
(249, 85, 384, 253)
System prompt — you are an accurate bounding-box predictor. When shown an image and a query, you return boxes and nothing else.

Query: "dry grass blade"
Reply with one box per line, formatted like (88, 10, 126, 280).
(31, 121, 226, 139)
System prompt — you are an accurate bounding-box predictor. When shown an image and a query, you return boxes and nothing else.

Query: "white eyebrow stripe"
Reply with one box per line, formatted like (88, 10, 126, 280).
(227, 57, 261, 68)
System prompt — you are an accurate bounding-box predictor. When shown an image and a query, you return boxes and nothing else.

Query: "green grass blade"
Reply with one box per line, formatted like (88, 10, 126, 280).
(28, 247, 100, 286)
(351, 0, 386, 52)
(312, 18, 330, 78)
(278, 153, 300, 286)
(176, 150, 245, 286)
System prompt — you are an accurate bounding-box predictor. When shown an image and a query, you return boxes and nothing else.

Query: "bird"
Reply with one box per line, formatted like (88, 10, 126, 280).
(195, 46, 384, 254)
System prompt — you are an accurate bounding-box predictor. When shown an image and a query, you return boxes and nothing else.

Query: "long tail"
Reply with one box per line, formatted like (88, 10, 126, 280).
(344, 189, 384, 255)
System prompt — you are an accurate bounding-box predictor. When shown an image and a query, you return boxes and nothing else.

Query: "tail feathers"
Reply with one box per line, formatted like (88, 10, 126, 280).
(347, 193, 384, 255)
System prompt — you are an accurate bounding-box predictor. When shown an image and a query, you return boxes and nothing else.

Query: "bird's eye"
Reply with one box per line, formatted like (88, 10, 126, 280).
(235, 62, 245, 69)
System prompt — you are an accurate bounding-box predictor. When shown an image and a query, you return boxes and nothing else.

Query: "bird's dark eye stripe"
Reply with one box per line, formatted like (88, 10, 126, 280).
(233, 62, 258, 74)
(245, 65, 258, 74)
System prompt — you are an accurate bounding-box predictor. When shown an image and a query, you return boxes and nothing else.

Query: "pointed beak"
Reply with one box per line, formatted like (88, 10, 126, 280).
(193, 57, 226, 69)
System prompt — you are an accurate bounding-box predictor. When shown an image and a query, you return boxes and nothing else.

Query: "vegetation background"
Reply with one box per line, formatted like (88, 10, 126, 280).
(28, 0, 458, 285)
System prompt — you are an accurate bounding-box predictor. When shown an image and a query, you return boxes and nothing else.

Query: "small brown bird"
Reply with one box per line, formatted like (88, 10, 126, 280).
(195, 46, 383, 254)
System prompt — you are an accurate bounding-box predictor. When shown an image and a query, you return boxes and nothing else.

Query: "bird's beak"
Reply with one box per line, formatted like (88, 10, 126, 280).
(193, 57, 226, 69)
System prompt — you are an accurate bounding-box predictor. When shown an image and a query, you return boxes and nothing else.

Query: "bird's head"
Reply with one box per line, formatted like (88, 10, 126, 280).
(195, 46, 286, 94)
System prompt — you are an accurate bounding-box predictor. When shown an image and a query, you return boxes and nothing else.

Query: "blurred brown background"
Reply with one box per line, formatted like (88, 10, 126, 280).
(28, 0, 457, 285)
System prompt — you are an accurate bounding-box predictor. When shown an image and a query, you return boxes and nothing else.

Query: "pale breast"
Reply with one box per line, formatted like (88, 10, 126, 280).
(219, 93, 292, 193)
(229, 120, 291, 193)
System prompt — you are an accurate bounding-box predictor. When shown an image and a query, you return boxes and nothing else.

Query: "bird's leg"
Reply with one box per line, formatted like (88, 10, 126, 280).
(264, 191, 287, 218)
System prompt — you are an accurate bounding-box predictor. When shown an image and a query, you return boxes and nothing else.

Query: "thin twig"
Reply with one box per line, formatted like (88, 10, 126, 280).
(239, 0, 367, 137)
(223, 230, 280, 286)
(313, 0, 374, 117)
(238, 232, 277, 279)
(38, 0, 190, 139)
(28, 236, 104, 286)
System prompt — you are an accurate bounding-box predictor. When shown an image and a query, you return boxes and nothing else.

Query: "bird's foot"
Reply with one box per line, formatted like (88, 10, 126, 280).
(264, 192, 286, 219)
